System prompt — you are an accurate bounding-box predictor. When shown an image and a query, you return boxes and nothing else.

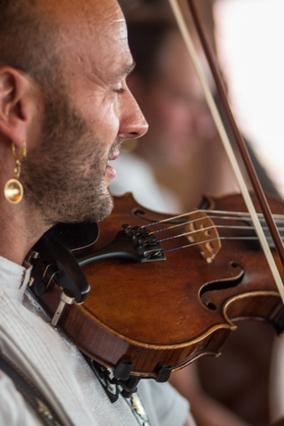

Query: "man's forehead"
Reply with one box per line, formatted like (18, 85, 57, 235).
(40, 0, 124, 33)
(40, 0, 131, 73)
(40, 0, 134, 94)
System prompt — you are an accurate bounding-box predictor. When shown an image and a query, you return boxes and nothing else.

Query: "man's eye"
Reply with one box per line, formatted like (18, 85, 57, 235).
(114, 87, 125, 94)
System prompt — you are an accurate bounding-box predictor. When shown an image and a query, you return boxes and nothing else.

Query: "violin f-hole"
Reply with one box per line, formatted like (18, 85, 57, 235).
(200, 262, 245, 310)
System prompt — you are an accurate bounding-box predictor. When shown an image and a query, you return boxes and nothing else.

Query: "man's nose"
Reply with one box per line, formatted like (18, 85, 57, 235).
(119, 90, 148, 141)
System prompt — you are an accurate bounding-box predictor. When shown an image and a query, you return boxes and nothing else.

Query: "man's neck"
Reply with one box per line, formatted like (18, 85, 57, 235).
(0, 200, 46, 265)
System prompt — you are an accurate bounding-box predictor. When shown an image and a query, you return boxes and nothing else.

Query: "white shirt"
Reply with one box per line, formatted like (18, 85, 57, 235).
(0, 255, 192, 425)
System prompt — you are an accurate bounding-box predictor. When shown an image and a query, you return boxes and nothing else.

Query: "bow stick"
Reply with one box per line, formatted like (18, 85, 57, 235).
(168, 0, 284, 303)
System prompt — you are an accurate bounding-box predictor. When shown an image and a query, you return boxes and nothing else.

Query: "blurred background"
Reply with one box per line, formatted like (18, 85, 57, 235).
(215, 0, 284, 197)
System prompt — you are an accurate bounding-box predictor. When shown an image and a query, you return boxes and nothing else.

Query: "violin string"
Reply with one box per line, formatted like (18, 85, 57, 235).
(141, 210, 201, 228)
(206, 215, 284, 226)
(147, 215, 211, 235)
(200, 209, 284, 220)
(155, 224, 284, 245)
(157, 224, 216, 242)
(145, 213, 257, 236)
(162, 237, 219, 254)
(148, 216, 284, 237)
(141, 209, 284, 229)
(143, 212, 284, 242)
(140, 209, 284, 236)
(162, 235, 271, 255)
(138, 209, 284, 252)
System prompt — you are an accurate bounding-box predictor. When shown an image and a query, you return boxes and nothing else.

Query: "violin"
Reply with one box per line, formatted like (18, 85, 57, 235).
(28, 192, 284, 383)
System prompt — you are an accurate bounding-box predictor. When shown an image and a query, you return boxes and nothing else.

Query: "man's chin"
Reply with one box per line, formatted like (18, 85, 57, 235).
(94, 191, 114, 222)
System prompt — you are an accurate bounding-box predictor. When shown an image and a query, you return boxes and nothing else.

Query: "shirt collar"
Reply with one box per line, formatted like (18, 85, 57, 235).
(0, 255, 32, 302)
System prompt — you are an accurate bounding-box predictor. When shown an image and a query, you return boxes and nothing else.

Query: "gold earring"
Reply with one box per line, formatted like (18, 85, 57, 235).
(4, 142, 27, 204)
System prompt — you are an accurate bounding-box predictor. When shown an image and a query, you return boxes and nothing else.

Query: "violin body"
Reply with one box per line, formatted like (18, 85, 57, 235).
(29, 193, 284, 380)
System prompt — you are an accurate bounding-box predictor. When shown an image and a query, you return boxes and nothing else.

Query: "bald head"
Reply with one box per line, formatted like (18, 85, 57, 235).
(0, 0, 124, 89)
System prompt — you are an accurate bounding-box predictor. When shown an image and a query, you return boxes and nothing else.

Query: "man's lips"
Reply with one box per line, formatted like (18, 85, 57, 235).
(105, 151, 119, 179)
(108, 151, 119, 161)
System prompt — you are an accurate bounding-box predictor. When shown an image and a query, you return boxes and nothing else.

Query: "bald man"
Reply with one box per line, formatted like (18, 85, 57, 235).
(0, 0, 194, 424)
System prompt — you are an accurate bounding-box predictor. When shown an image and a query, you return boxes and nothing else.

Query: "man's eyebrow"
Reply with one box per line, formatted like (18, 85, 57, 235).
(118, 61, 136, 78)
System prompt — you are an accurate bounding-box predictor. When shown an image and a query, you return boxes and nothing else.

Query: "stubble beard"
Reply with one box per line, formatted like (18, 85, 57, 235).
(21, 88, 114, 227)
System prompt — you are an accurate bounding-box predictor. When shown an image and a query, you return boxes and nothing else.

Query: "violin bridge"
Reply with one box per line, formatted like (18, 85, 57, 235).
(184, 209, 221, 263)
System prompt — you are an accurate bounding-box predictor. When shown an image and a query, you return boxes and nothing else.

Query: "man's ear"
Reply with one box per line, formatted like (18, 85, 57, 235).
(0, 67, 39, 148)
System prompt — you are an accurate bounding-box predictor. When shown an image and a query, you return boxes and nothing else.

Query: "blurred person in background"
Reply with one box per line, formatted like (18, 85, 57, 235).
(111, 1, 238, 213)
